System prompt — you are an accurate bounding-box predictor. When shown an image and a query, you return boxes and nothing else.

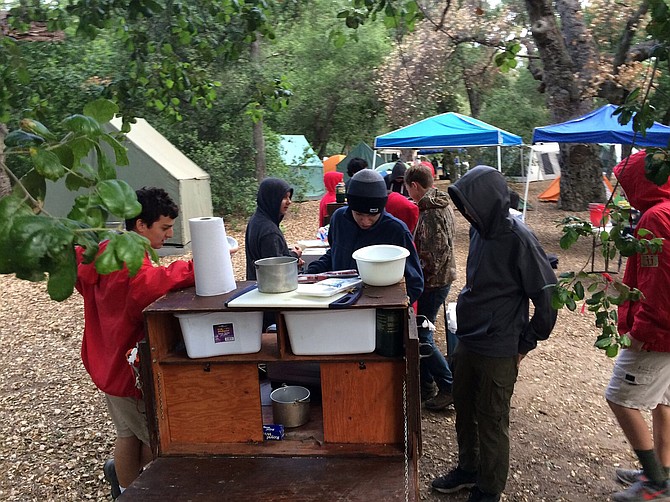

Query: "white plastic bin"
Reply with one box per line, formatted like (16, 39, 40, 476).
(175, 311, 263, 358)
(281, 309, 376, 355)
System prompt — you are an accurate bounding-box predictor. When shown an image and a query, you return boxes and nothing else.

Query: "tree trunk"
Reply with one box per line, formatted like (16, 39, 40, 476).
(251, 38, 266, 182)
(524, 0, 604, 210)
(558, 144, 606, 209)
(0, 123, 10, 198)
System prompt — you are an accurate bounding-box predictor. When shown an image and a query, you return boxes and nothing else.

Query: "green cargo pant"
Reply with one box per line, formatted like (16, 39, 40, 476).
(452, 343, 519, 495)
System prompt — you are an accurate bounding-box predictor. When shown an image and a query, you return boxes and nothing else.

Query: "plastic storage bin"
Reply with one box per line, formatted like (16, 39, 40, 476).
(175, 311, 263, 358)
(281, 309, 376, 355)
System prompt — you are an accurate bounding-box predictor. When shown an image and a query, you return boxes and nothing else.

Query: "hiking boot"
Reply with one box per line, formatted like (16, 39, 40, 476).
(616, 468, 645, 487)
(103, 459, 121, 500)
(431, 466, 477, 493)
(425, 388, 454, 411)
(421, 381, 438, 401)
(611, 479, 670, 502)
(467, 486, 501, 502)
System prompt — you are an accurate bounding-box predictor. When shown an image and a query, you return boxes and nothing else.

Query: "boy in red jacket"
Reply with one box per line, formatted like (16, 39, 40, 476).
(606, 151, 670, 502)
(76, 187, 195, 498)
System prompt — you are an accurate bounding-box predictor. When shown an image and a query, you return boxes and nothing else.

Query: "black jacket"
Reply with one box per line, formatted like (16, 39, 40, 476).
(448, 166, 557, 356)
(245, 178, 296, 280)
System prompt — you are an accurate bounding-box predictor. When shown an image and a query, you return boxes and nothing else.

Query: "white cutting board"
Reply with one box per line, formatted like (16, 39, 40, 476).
(226, 287, 347, 308)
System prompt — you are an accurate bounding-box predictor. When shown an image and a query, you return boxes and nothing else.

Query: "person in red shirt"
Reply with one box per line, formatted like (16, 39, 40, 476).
(76, 187, 195, 499)
(319, 171, 344, 227)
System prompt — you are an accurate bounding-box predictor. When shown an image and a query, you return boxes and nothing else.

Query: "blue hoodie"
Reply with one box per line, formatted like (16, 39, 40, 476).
(306, 207, 424, 303)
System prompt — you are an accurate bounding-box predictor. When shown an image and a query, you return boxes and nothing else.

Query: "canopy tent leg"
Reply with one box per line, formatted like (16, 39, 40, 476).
(522, 148, 534, 222)
(497, 145, 502, 172)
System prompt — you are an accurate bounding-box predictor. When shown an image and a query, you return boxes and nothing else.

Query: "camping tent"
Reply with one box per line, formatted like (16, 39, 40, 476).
(532, 104, 670, 147)
(537, 176, 614, 202)
(336, 142, 384, 180)
(278, 135, 325, 200)
(45, 118, 213, 248)
(373, 112, 522, 171)
(323, 154, 345, 174)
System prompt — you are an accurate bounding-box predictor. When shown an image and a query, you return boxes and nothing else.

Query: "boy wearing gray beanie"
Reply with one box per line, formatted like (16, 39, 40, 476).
(306, 169, 424, 303)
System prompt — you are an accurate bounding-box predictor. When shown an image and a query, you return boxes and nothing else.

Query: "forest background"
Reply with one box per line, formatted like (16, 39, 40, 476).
(3, 0, 670, 221)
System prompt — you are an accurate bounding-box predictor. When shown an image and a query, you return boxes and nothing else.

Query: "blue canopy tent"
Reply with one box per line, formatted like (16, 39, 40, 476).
(532, 104, 670, 147)
(373, 112, 523, 171)
(523, 104, 670, 220)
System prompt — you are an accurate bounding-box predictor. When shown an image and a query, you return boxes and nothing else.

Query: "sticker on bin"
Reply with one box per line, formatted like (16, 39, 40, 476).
(175, 311, 263, 358)
(213, 323, 235, 343)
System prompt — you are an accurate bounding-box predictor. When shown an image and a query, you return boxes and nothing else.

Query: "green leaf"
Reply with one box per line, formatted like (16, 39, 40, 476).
(16, 170, 46, 202)
(605, 345, 619, 358)
(10, 216, 74, 273)
(4, 130, 45, 148)
(114, 232, 149, 276)
(594, 337, 612, 349)
(0, 196, 34, 273)
(83, 99, 119, 124)
(61, 114, 102, 136)
(31, 148, 66, 181)
(95, 238, 123, 274)
(96, 179, 142, 218)
(45, 246, 77, 301)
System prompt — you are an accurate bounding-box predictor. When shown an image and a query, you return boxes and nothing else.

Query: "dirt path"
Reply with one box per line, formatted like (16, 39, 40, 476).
(0, 180, 640, 501)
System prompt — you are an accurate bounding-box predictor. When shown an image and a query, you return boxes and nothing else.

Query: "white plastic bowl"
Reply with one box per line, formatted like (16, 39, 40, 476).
(352, 244, 410, 287)
(227, 236, 239, 255)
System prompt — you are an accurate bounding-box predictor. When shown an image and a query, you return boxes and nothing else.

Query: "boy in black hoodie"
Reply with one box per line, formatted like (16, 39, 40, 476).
(431, 165, 557, 502)
(245, 177, 303, 281)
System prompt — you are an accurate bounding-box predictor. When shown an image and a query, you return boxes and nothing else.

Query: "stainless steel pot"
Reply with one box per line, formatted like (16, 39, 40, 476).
(270, 385, 311, 428)
(254, 256, 299, 293)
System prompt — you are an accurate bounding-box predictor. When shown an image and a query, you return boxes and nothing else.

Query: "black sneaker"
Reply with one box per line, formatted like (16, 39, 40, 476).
(431, 467, 477, 493)
(103, 459, 121, 500)
(468, 486, 501, 502)
(424, 388, 454, 411)
(421, 382, 438, 401)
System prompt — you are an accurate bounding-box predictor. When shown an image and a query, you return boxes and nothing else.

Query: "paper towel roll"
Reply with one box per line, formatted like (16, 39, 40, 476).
(189, 217, 237, 296)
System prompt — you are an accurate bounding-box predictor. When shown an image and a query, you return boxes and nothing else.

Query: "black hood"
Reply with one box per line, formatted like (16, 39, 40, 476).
(257, 178, 293, 226)
(448, 165, 510, 238)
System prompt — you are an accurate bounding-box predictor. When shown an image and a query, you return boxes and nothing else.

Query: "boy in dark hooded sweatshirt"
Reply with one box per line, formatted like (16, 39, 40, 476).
(431, 165, 557, 502)
(245, 177, 302, 281)
(306, 169, 423, 304)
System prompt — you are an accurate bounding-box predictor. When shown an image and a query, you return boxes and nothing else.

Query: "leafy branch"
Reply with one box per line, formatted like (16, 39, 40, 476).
(552, 193, 664, 357)
(0, 99, 158, 301)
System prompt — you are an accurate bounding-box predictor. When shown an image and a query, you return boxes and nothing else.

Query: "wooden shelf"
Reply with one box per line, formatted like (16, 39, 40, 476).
(159, 334, 403, 364)
(122, 456, 416, 501)
(138, 284, 421, 501)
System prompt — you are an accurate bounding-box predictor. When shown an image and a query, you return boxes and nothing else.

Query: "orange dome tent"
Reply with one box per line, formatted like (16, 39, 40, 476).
(323, 154, 346, 174)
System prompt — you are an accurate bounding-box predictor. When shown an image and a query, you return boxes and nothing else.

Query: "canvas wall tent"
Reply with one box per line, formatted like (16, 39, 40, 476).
(336, 142, 384, 181)
(509, 143, 561, 183)
(279, 135, 325, 200)
(373, 112, 522, 171)
(524, 104, 670, 219)
(44, 118, 213, 248)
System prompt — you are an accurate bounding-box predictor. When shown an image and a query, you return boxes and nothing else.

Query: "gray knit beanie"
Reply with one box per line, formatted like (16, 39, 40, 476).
(346, 169, 388, 214)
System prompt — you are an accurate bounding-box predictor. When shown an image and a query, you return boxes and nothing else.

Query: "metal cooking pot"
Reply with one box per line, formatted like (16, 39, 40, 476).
(255, 256, 299, 293)
(270, 385, 311, 428)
